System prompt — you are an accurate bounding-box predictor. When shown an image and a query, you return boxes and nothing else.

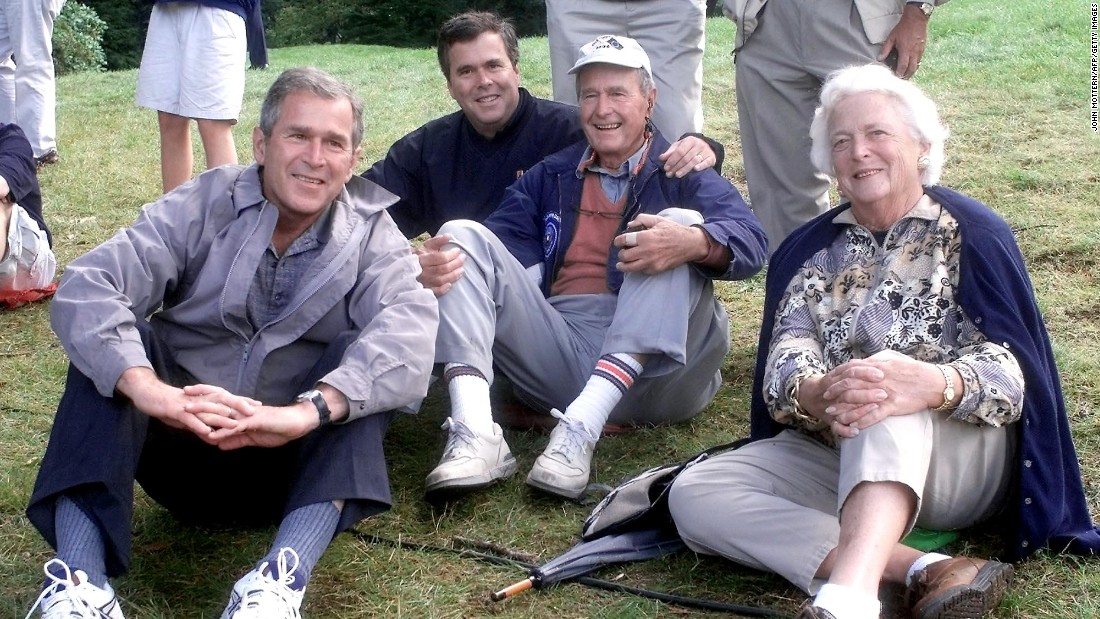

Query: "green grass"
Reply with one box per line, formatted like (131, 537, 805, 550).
(3, 0, 1100, 616)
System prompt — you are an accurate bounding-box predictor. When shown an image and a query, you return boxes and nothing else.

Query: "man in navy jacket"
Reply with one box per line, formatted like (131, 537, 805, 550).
(419, 35, 766, 501)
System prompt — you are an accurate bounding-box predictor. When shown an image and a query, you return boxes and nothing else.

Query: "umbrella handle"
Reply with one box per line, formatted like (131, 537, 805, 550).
(490, 577, 535, 602)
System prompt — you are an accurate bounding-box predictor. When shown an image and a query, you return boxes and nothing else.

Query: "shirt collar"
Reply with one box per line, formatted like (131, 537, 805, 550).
(575, 138, 650, 179)
(833, 194, 940, 227)
(269, 203, 332, 258)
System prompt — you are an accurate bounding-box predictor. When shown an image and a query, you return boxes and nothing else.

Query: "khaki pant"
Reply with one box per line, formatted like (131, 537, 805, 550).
(546, 0, 707, 139)
(669, 412, 1014, 592)
(735, 0, 883, 252)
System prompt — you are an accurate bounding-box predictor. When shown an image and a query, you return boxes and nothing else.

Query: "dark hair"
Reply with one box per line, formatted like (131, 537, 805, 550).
(436, 11, 519, 80)
(259, 67, 365, 148)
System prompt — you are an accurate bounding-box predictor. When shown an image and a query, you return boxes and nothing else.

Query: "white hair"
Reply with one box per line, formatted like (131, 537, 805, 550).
(809, 64, 948, 186)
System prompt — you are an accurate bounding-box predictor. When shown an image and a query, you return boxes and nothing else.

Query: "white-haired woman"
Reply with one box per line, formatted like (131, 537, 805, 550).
(668, 63, 1100, 619)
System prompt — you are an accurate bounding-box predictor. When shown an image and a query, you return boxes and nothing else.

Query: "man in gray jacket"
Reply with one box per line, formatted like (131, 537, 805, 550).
(726, 0, 947, 253)
(23, 68, 438, 619)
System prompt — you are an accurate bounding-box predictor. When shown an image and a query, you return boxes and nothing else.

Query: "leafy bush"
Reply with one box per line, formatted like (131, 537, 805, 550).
(270, 0, 547, 49)
(52, 1, 108, 74)
(82, 0, 151, 71)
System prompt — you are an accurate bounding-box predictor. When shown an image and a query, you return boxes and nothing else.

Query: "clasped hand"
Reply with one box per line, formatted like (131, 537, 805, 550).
(800, 350, 943, 438)
(119, 368, 318, 450)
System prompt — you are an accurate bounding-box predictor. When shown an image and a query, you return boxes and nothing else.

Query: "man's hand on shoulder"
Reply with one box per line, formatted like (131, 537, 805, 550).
(614, 213, 709, 275)
(658, 135, 718, 178)
(416, 233, 465, 297)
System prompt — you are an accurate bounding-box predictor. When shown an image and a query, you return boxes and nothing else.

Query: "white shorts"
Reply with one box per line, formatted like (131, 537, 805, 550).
(1, 203, 55, 291)
(136, 2, 246, 121)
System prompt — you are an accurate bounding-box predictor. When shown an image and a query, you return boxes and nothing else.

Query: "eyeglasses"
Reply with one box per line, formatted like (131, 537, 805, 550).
(573, 204, 625, 220)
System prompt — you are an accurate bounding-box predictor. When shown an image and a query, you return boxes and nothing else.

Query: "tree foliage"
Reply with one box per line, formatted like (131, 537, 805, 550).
(62, 0, 718, 70)
(52, 1, 108, 74)
(82, 0, 151, 70)
(269, 0, 547, 48)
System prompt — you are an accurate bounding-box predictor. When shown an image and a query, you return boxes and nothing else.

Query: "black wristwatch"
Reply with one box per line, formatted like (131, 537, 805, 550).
(908, 1, 934, 17)
(295, 389, 331, 426)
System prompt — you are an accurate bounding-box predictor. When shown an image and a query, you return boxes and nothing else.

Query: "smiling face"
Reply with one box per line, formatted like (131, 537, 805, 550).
(577, 64, 654, 170)
(829, 91, 929, 220)
(444, 31, 521, 139)
(253, 90, 360, 232)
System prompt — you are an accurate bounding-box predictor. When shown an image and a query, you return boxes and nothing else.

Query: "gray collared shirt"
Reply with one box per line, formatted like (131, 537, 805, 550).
(246, 206, 333, 331)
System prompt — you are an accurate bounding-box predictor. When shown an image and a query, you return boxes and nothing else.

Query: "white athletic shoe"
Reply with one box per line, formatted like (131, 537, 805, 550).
(526, 410, 598, 499)
(25, 559, 124, 619)
(220, 548, 304, 619)
(424, 417, 518, 501)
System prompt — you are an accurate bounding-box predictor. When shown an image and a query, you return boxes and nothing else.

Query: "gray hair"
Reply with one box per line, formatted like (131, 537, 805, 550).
(574, 66, 655, 100)
(259, 67, 365, 149)
(809, 64, 948, 186)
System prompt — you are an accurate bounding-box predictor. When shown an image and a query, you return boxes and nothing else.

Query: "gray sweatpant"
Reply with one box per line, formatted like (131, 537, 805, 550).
(434, 214, 730, 425)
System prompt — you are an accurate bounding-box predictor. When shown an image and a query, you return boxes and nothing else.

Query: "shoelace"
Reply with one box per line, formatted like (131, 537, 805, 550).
(440, 418, 480, 458)
(235, 548, 302, 618)
(547, 411, 592, 461)
(24, 559, 108, 619)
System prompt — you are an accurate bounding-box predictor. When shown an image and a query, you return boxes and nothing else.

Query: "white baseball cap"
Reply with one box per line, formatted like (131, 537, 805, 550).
(567, 35, 652, 78)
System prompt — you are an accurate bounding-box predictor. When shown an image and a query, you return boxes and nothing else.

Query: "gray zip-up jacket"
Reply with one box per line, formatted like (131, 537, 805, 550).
(723, 0, 951, 51)
(50, 164, 438, 421)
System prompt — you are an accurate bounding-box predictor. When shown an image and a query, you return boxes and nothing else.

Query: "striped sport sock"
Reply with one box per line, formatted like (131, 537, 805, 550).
(443, 363, 494, 435)
(258, 501, 341, 591)
(562, 353, 643, 438)
(53, 495, 109, 589)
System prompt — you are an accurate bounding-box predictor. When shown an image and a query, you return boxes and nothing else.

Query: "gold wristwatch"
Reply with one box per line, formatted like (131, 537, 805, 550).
(933, 365, 955, 411)
(909, 1, 934, 17)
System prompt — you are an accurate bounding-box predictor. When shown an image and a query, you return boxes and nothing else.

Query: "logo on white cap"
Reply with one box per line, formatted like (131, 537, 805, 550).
(567, 35, 652, 77)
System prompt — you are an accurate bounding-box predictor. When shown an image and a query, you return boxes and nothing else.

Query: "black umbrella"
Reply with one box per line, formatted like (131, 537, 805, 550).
(490, 528, 685, 601)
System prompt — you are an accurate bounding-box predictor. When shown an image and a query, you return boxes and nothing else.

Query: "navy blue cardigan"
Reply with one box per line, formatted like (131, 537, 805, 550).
(751, 185, 1100, 561)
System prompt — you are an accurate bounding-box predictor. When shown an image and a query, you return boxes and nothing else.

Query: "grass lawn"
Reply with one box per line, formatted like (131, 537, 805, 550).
(3, 0, 1100, 616)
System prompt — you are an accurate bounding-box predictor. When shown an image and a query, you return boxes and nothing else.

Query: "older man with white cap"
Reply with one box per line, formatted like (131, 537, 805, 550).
(421, 35, 767, 501)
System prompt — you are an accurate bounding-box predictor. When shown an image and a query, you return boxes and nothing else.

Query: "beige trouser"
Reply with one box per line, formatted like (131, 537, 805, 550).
(668, 411, 1014, 592)
(735, 0, 885, 253)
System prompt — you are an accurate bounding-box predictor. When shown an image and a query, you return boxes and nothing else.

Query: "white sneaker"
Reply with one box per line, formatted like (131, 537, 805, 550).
(526, 410, 598, 499)
(220, 548, 304, 619)
(424, 418, 517, 500)
(25, 559, 124, 619)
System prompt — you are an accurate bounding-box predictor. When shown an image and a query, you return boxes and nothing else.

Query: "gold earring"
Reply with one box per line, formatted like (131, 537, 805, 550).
(917, 155, 930, 171)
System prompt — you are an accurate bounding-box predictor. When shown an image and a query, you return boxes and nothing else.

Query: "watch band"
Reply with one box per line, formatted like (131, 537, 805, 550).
(908, 1, 934, 17)
(933, 365, 955, 411)
(296, 389, 331, 426)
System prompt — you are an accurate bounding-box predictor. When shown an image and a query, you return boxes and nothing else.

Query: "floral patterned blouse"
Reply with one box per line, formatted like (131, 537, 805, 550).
(764, 196, 1025, 438)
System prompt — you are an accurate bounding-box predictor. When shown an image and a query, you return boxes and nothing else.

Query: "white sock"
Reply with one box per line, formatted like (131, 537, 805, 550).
(443, 363, 494, 435)
(813, 583, 881, 619)
(906, 553, 952, 587)
(562, 353, 643, 439)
